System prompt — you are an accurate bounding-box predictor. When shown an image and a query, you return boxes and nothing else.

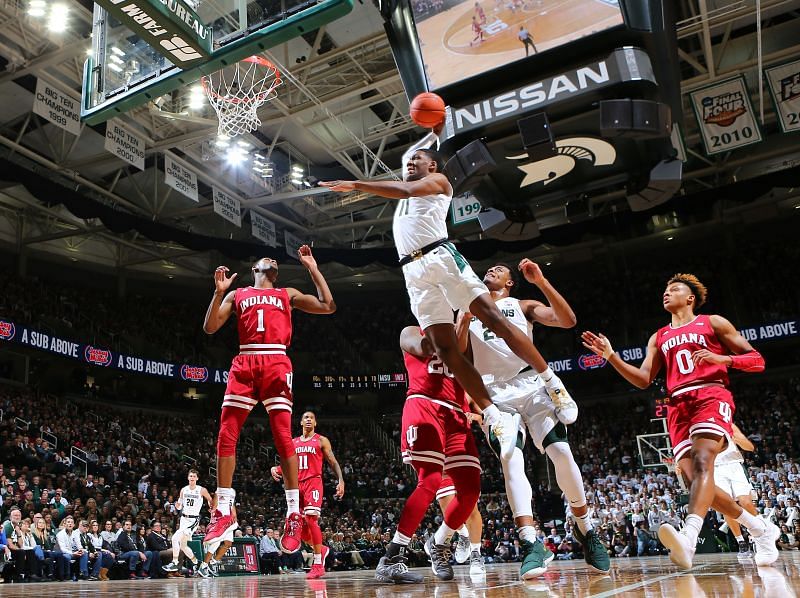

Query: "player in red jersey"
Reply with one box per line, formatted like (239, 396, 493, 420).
(202, 246, 336, 552)
(271, 411, 345, 579)
(376, 325, 481, 584)
(582, 273, 779, 569)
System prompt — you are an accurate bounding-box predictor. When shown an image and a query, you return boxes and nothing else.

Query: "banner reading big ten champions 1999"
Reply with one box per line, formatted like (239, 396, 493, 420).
(689, 76, 762, 156)
(2, 317, 798, 384)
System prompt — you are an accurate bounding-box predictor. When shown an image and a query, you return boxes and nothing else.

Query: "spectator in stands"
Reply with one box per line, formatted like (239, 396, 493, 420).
(87, 520, 113, 581)
(258, 528, 281, 574)
(146, 521, 172, 577)
(54, 516, 82, 580)
(12, 517, 39, 581)
(117, 520, 152, 579)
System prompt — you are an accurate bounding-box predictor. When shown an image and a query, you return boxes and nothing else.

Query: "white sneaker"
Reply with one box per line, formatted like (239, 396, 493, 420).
(752, 518, 780, 566)
(546, 382, 578, 425)
(454, 533, 471, 564)
(491, 412, 521, 460)
(469, 549, 486, 578)
(658, 523, 695, 570)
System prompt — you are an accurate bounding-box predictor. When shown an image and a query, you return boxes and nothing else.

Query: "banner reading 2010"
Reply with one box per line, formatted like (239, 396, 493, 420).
(689, 76, 762, 155)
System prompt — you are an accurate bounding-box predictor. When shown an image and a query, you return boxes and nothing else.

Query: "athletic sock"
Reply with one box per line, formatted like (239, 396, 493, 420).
(683, 514, 703, 546)
(539, 366, 555, 384)
(470, 542, 481, 552)
(457, 524, 469, 538)
(734, 534, 744, 543)
(385, 536, 410, 558)
(434, 523, 456, 546)
(518, 525, 537, 543)
(735, 511, 765, 537)
(313, 553, 322, 565)
(215, 487, 234, 516)
(573, 511, 593, 535)
(285, 489, 300, 516)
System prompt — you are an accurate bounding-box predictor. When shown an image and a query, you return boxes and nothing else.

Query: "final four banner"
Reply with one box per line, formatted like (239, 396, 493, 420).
(689, 76, 762, 156)
(765, 59, 800, 133)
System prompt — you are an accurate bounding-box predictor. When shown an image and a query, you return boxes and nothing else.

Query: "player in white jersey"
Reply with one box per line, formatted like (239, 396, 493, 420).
(714, 424, 758, 558)
(463, 260, 610, 577)
(163, 469, 213, 574)
(321, 130, 578, 466)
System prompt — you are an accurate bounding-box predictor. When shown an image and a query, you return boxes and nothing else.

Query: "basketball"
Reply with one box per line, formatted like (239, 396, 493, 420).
(410, 92, 446, 128)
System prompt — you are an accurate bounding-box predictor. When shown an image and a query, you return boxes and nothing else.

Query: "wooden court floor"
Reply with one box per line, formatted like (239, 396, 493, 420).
(0, 553, 796, 596)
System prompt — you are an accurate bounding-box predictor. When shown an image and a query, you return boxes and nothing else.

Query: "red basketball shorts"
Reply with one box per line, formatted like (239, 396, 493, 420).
(400, 395, 481, 474)
(223, 354, 293, 414)
(299, 477, 323, 517)
(436, 474, 456, 501)
(668, 384, 735, 462)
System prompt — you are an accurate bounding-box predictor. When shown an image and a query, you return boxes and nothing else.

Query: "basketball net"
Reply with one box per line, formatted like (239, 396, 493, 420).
(202, 56, 282, 138)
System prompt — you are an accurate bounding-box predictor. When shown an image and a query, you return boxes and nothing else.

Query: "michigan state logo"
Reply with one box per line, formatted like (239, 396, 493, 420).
(406, 425, 418, 448)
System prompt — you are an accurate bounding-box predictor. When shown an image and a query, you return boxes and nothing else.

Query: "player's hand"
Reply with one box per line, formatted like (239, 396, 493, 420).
(297, 245, 318, 271)
(433, 120, 445, 136)
(466, 412, 483, 426)
(581, 331, 614, 359)
(335, 481, 345, 499)
(270, 466, 282, 482)
(691, 349, 731, 367)
(518, 258, 545, 285)
(319, 180, 356, 192)
(213, 266, 237, 294)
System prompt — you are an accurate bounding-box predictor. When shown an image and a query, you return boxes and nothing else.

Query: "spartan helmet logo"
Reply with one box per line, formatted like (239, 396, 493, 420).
(507, 137, 616, 188)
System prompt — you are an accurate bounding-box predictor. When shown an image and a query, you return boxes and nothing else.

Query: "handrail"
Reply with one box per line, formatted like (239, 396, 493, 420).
(40, 428, 58, 450)
(130, 431, 147, 445)
(71, 446, 88, 478)
(14, 417, 30, 432)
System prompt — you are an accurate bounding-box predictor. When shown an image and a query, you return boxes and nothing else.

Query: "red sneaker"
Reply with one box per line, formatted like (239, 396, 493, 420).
(204, 509, 236, 543)
(320, 544, 330, 566)
(306, 564, 326, 579)
(280, 512, 303, 553)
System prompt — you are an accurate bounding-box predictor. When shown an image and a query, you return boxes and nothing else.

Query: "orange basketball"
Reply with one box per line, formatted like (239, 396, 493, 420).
(410, 92, 446, 128)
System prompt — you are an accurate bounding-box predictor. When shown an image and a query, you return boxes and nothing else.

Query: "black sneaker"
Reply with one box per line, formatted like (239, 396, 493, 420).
(425, 535, 454, 581)
(375, 554, 423, 584)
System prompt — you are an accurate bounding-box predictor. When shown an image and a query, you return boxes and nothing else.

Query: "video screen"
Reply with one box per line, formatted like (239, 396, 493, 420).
(410, 0, 624, 89)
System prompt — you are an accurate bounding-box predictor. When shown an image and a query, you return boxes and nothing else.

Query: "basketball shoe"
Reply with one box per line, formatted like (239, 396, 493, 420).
(658, 523, 695, 569)
(375, 553, 423, 584)
(454, 532, 471, 564)
(424, 535, 454, 581)
(280, 512, 303, 553)
(546, 384, 578, 425)
(572, 524, 611, 572)
(307, 545, 329, 579)
(486, 412, 521, 460)
(752, 517, 780, 566)
(519, 538, 554, 579)
(469, 549, 486, 578)
(204, 509, 238, 543)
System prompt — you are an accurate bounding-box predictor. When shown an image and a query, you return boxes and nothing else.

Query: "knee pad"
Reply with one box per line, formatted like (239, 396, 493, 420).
(217, 407, 247, 457)
(269, 410, 294, 459)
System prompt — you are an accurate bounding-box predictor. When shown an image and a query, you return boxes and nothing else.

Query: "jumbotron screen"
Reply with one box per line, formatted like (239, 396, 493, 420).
(410, 0, 624, 89)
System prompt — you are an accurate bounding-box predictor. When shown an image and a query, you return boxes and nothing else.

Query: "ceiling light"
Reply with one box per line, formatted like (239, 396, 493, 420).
(85, 48, 93, 57)
(545, 262, 552, 266)
(667, 236, 674, 241)
(292, 164, 303, 173)
(226, 145, 248, 165)
(188, 86, 204, 110)
(215, 134, 230, 148)
(28, 0, 46, 17)
(48, 4, 68, 32)
(109, 54, 124, 64)
(111, 46, 125, 56)
(108, 63, 123, 73)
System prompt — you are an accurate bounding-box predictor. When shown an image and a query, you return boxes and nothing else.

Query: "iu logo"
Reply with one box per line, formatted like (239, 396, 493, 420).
(406, 425, 418, 448)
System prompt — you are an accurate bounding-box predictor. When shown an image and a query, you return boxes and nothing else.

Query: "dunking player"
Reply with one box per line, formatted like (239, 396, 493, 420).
(581, 274, 779, 568)
(202, 246, 336, 553)
(465, 261, 609, 578)
(321, 128, 577, 462)
(162, 469, 212, 574)
(375, 325, 481, 584)
(271, 411, 345, 579)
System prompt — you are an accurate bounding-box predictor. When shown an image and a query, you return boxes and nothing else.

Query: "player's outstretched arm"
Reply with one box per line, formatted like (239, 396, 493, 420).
(201, 487, 213, 507)
(318, 174, 451, 200)
(581, 331, 662, 389)
(731, 423, 755, 452)
(693, 315, 765, 372)
(321, 436, 345, 498)
(455, 311, 472, 354)
(287, 245, 336, 315)
(518, 258, 576, 328)
(203, 266, 237, 334)
(400, 326, 434, 358)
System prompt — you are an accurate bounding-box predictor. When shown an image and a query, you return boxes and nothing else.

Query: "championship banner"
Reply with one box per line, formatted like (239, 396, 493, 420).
(689, 76, 762, 155)
(32, 79, 81, 136)
(765, 59, 800, 133)
(451, 193, 482, 225)
(284, 230, 305, 259)
(212, 188, 242, 227)
(164, 152, 199, 201)
(251, 211, 277, 247)
(104, 120, 145, 170)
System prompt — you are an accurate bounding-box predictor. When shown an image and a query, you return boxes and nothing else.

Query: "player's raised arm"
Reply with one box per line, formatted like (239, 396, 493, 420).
(320, 436, 345, 498)
(693, 315, 765, 372)
(319, 173, 451, 200)
(286, 245, 336, 315)
(203, 266, 237, 334)
(518, 259, 577, 328)
(581, 330, 663, 389)
(400, 325, 434, 358)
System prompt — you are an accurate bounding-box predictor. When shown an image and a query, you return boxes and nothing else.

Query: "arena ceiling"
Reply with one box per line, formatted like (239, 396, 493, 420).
(0, 0, 799, 290)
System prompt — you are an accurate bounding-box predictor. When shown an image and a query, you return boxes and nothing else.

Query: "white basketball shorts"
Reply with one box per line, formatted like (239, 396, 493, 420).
(714, 460, 754, 499)
(488, 370, 558, 453)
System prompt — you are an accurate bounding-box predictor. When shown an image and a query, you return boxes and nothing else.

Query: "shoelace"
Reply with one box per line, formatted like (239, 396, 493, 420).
(435, 546, 452, 568)
(388, 557, 409, 575)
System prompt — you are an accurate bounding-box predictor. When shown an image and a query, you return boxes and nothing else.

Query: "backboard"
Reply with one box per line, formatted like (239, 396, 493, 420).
(83, 0, 353, 124)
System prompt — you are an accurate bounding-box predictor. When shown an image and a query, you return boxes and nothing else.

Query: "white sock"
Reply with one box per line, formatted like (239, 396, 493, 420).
(573, 511, 593, 534)
(482, 404, 501, 428)
(735, 511, 765, 537)
(518, 525, 537, 543)
(470, 542, 481, 552)
(391, 531, 411, 546)
(734, 534, 744, 543)
(313, 553, 322, 565)
(457, 525, 469, 538)
(539, 366, 555, 384)
(683, 514, 703, 546)
(434, 523, 456, 546)
(215, 487, 234, 516)
(285, 489, 300, 516)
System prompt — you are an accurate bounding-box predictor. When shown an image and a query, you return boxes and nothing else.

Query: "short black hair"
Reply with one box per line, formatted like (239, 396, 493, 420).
(493, 263, 519, 296)
(417, 148, 446, 174)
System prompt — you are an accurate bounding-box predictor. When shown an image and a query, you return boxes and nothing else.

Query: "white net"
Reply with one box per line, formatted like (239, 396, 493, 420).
(202, 56, 282, 138)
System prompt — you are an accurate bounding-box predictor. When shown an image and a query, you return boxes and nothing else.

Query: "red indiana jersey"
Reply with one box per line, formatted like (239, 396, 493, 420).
(234, 287, 292, 349)
(404, 351, 467, 410)
(656, 314, 730, 395)
(294, 433, 324, 482)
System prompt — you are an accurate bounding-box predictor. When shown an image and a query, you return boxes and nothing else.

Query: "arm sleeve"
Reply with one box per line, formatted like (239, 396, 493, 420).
(729, 350, 765, 372)
(401, 132, 440, 182)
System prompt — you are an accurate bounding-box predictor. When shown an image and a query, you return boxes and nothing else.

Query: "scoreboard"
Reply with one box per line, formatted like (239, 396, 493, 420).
(312, 372, 408, 390)
(652, 396, 669, 419)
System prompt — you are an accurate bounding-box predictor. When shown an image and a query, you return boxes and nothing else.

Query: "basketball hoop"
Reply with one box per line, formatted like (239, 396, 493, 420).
(201, 56, 282, 138)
